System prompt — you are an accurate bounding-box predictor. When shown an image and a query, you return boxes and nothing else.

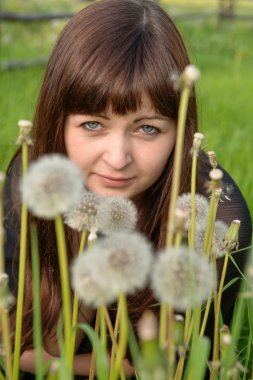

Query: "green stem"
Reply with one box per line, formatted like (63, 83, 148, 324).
(54, 215, 72, 371)
(199, 296, 212, 336)
(203, 191, 218, 257)
(166, 86, 191, 247)
(212, 253, 229, 367)
(13, 142, 28, 380)
(189, 152, 197, 249)
(70, 230, 87, 368)
(99, 305, 107, 352)
(88, 310, 100, 380)
(0, 173, 13, 380)
(30, 225, 43, 380)
(167, 306, 175, 380)
(159, 304, 168, 348)
(1, 312, 13, 380)
(110, 293, 128, 380)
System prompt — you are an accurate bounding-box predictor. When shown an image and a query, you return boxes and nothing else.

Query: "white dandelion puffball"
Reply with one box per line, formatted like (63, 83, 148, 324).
(64, 189, 101, 232)
(71, 231, 154, 306)
(21, 154, 84, 219)
(151, 247, 215, 311)
(71, 254, 113, 307)
(96, 196, 138, 235)
(194, 220, 229, 258)
(176, 193, 209, 231)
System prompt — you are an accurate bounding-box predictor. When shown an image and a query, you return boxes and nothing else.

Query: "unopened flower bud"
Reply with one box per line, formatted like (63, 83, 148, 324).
(223, 220, 240, 252)
(206, 169, 223, 193)
(138, 310, 158, 342)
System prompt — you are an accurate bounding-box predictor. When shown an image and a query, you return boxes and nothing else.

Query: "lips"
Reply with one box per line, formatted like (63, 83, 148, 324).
(95, 173, 135, 188)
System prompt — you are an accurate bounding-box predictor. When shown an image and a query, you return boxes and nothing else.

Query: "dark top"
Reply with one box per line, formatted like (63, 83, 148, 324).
(3, 154, 252, 379)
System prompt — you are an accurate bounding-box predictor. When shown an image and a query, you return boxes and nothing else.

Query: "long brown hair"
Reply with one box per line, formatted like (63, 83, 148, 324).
(9, 0, 198, 348)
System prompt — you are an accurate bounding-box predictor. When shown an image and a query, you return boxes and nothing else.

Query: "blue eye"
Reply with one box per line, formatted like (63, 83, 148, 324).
(141, 125, 158, 135)
(81, 121, 101, 130)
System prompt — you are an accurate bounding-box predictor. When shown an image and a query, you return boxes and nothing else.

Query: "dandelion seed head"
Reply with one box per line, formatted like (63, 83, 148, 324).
(64, 190, 101, 232)
(151, 247, 215, 311)
(21, 154, 84, 219)
(96, 197, 137, 235)
(194, 220, 229, 257)
(176, 193, 209, 231)
(102, 232, 153, 298)
(72, 232, 153, 305)
(71, 253, 112, 307)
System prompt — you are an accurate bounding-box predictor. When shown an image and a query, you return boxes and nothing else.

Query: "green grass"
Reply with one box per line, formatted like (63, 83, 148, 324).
(0, 1, 252, 215)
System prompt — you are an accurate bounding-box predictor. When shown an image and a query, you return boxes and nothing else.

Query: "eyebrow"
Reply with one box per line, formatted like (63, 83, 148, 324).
(93, 113, 170, 122)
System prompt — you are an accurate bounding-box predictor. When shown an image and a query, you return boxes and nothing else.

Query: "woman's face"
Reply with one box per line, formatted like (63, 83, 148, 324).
(64, 93, 176, 200)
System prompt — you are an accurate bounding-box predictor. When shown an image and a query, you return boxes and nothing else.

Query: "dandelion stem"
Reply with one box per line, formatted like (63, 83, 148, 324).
(159, 304, 168, 348)
(13, 142, 28, 380)
(110, 293, 128, 380)
(89, 310, 100, 380)
(200, 295, 212, 336)
(203, 191, 219, 256)
(212, 252, 229, 369)
(30, 225, 43, 380)
(189, 152, 197, 249)
(167, 306, 175, 380)
(166, 86, 191, 247)
(99, 305, 108, 351)
(54, 215, 72, 371)
(70, 229, 87, 368)
(0, 175, 13, 380)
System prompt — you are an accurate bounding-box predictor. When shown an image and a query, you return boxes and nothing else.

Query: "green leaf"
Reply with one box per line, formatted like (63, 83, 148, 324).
(78, 323, 109, 380)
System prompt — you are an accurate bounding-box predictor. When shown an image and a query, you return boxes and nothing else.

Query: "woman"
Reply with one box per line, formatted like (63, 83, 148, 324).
(4, 0, 252, 377)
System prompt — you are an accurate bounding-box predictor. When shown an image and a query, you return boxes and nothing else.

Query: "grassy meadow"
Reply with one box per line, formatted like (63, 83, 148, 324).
(0, 0, 253, 215)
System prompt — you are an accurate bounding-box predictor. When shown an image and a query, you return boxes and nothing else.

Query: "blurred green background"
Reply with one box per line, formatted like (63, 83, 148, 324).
(1, 0, 252, 215)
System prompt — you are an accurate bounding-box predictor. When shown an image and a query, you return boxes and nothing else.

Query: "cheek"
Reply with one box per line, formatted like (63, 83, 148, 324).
(145, 140, 174, 178)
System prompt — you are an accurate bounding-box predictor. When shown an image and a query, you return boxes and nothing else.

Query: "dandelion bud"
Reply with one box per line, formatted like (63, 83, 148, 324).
(21, 154, 84, 219)
(181, 64, 200, 87)
(223, 220, 240, 252)
(207, 151, 217, 169)
(16, 119, 33, 146)
(138, 310, 158, 342)
(0, 273, 15, 310)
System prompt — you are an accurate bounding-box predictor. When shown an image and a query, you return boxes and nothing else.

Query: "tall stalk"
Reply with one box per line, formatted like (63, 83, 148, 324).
(0, 174, 13, 380)
(13, 141, 28, 380)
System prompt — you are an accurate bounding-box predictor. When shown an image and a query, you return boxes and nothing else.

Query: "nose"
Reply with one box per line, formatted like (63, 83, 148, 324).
(102, 134, 132, 170)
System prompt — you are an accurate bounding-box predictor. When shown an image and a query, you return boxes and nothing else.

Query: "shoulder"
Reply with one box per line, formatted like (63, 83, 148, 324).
(197, 151, 252, 250)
